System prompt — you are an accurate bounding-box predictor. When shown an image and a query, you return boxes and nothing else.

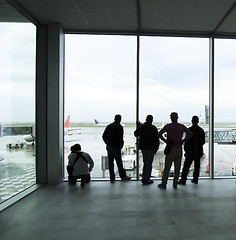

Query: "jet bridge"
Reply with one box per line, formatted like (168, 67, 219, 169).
(0, 125, 34, 137)
(205, 130, 236, 143)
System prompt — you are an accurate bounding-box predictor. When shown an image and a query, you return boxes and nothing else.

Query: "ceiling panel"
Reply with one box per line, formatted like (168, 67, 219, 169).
(2, 0, 236, 37)
(28, 8, 59, 24)
(217, 7, 236, 34)
(56, 9, 85, 22)
(45, 0, 76, 10)
(0, 0, 29, 22)
(74, 0, 106, 10)
(140, 0, 236, 35)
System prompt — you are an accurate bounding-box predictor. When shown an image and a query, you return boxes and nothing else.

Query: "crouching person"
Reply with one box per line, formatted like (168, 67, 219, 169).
(67, 144, 94, 187)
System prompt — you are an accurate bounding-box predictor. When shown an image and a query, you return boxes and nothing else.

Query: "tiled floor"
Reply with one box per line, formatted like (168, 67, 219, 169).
(0, 163, 36, 202)
(1, 179, 236, 240)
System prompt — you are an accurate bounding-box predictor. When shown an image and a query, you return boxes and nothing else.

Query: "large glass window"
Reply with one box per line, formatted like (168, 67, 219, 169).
(140, 36, 209, 179)
(0, 23, 36, 203)
(215, 39, 236, 177)
(64, 35, 136, 179)
(64, 35, 236, 181)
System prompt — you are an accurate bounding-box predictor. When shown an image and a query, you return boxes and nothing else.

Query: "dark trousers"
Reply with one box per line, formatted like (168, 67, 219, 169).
(141, 150, 155, 183)
(180, 156, 200, 183)
(67, 166, 90, 184)
(107, 146, 126, 181)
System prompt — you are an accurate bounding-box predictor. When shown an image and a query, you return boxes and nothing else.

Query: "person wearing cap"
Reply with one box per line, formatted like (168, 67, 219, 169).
(134, 115, 160, 185)
(67, 143, 94, 187)
(178, 116, 205, 185)
(102, 114, 131, 183)
(157, 112, 193, 189)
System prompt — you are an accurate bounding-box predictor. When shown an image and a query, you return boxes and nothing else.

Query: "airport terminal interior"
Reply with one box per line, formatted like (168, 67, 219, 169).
(1, 179, 236, 240)
(1, 0, 236, 239)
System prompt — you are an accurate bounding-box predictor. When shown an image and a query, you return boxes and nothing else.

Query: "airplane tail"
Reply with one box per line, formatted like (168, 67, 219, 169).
(64, 115, 70, 128)
(94, 119, 99, 125)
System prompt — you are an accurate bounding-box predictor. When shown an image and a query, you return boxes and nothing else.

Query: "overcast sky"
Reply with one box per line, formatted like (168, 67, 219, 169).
(65, 35, 207, 123)
(65, 35, 236, 123)
(0, 23, 36, 123)
(1, 23, 236, 124)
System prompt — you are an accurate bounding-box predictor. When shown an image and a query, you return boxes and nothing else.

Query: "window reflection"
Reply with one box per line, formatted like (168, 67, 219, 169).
(0, 23, 36, 203)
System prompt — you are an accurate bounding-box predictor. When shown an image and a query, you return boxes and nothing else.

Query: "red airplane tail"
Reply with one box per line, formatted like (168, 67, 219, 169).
(64, 115, 70, 128)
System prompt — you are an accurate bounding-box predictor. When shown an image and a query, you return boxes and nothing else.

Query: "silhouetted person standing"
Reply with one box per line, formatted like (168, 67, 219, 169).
(134, 115, 160, 185)
(102, 114, 131, 183)
(158, 112, 193, 189)
(178, 116, 205, 185)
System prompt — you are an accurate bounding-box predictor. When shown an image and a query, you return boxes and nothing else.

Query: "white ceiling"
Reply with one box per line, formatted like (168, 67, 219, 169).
(1, 0, 236, 38)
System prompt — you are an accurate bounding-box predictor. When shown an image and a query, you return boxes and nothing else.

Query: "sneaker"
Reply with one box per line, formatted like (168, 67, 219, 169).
(191, 179, 198, 184)
(158, 183, 166, 189)
(142, 180, 154, 185)
(178, 180, 186, 185)
(122, 176, 131, 181)
(110, 179, 115, 183)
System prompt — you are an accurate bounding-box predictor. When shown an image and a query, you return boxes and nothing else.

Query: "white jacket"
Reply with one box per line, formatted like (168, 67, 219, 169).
(68, 151, 94, 176)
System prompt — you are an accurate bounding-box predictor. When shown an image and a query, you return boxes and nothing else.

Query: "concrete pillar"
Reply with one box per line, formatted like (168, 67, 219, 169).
(36, 23, 64, 184)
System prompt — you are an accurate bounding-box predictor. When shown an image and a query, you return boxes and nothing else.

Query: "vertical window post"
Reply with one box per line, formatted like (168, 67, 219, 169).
(136, 35, 140, 180)
(209, 36, 214, 179)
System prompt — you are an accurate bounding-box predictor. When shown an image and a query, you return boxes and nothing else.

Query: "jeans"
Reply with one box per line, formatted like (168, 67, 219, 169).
(141, 150, 155, 183)
(107, 146, 126, 181)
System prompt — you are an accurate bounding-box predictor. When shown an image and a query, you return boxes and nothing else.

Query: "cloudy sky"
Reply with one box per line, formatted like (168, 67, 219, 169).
(65, 35, 209, 123)
(1, 23, 236, 124)
(0, 23, 36, 123)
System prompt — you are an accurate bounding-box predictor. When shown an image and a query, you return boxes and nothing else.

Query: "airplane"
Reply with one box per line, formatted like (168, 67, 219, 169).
(23, 126, 35, 144)
(64, 115, 70, 129)
(23, 134, 35, 144)
(94, 119, 108, 126)
(64, 115, 81, 134)
(64, 115, 74, 135)
(23, 115, 80, 144)
(64, 115, 81, 142)
(94, 119, 126, 127)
